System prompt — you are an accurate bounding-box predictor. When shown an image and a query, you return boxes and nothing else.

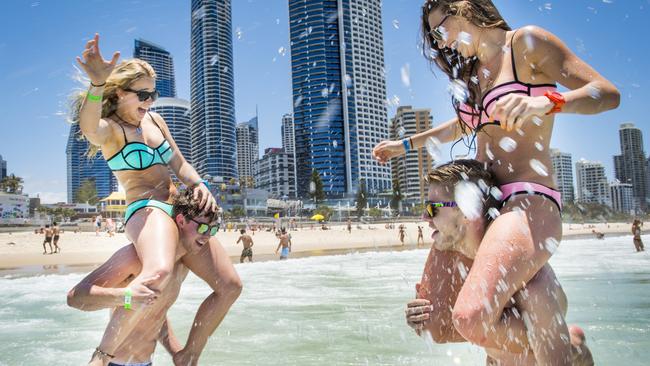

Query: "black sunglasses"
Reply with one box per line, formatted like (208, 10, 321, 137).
(189, 218, 219, 236)
(124, 88, 159, 102)
(429, 15, 450, 43)
(424, 201, 457, 218)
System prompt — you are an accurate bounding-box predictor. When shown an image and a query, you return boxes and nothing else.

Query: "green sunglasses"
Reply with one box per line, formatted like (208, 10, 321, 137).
(424, 201, 457, 218)
(189, 218, 219, 236)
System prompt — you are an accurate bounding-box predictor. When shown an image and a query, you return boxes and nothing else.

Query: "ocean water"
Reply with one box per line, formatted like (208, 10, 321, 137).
(0, 235, 648, 365)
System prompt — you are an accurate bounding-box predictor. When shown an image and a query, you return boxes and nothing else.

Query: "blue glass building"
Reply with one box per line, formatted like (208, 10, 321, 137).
(190, 0, 238, 180)
(134, 39, 177, 98)
(289, 0, 391, 198)
(150, 97, 192, 161)
(66, 124, 118, 203)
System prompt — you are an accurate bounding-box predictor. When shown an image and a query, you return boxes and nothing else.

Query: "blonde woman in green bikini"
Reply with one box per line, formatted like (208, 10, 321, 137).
(73, 34, 241, 365)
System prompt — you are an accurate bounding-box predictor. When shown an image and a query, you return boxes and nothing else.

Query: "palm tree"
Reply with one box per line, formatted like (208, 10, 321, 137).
(0, 174, 24, 194)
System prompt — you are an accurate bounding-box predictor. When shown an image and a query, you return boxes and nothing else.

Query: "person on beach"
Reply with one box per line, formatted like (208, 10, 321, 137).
(632, 219, 644, 252)
(416, 225, 425, 247)
(68, 189, 240, 366)
(236, 229, 254, 263)
(275, 228, 292, 260)
(72, 34, 234, 365)
(42, 224, 53, 254)
(52, 222, 61, 253)
(347, 218, 352, 234)
(373, 1, 619, 363)
(398, 224, 406, 245)
(95, 215, 102, 236)
(404, 160, 593, 365)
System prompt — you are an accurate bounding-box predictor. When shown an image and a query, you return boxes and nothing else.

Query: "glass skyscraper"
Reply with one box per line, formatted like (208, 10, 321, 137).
(236, 116, 259, 186)
(66, 124, 117, 203)
(289, 0, 390, 198)
(190, 0, 238, 180)
(134, 39, 177, 98)
(150, 98, 192, 161)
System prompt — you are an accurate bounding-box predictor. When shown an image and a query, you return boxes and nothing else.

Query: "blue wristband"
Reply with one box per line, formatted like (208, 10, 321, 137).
(193, 179, 210, 190)
(402, 138, 411, 152)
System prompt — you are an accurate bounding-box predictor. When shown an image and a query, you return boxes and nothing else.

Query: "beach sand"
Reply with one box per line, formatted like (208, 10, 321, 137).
(0, 221, 640, 273)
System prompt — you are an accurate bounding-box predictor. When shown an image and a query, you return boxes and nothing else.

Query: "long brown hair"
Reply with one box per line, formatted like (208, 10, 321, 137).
(421, 0, 510, 130)
(69, 59, 156, 156)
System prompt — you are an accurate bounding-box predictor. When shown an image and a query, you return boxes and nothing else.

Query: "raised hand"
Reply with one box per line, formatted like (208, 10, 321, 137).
(372, 140, 406, 164)
(75, 33, 121, 86)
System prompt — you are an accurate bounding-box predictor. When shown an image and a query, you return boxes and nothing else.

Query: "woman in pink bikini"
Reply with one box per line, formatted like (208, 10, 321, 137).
(374, 0, 619, 363)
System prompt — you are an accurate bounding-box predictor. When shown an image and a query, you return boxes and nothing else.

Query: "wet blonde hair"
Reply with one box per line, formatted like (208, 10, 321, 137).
(69, 59, 156, 156)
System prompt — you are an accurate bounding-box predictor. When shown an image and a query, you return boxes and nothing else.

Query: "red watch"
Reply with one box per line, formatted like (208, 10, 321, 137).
(544, 91, 566, 115)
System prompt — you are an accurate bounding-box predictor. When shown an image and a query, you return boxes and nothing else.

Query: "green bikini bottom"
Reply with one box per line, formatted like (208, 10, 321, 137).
(124, 199, 174, 224)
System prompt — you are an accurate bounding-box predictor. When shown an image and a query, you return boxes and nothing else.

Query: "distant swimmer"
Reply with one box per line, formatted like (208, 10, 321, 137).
(42, 224, 53, 254)
(275, 228, 292, 260)
(236, 229, 254, 263)
(632, 219, 644, 252)
(52, 222, 61, 253)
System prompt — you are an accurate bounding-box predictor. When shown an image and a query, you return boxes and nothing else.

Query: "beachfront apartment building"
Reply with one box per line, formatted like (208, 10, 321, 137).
(236, 116, 259, 187)
(576, 159, 611, 206)
(134, 39, 177, 98)
(0, 154, 6, 181)
(389, 106, 434, 206)
(254, 148, 297, 199)
(190, 0, 237, 180)
(288, 0, 390, 198)
(610, 181, 634, 214)
(550, 149, 575, 205)
(613, 123, 648, 212)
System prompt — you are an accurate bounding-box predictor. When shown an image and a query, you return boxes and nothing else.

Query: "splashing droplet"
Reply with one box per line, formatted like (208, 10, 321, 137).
(448, 79, 470, 103)
(499, 137, 517, 152)
(529, 159, 549, 176)
(455, 181, 483, 220)
(392, 19, 400, 29)
(425, 137, 441, 161)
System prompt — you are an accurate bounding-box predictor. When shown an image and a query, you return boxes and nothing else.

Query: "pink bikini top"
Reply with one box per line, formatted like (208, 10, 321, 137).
(457, 31, 557, 130)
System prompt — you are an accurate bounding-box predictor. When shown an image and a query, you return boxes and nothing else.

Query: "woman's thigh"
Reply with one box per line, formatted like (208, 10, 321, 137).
(125, 208, 179, 271)
(455, 195, 562, 320)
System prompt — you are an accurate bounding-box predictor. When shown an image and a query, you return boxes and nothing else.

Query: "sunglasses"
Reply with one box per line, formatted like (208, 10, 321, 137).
(424, 201, 457, 218)
(429, 15, 450, 43)
(189, 218, 219, 236)
(123, 88, 159, 102)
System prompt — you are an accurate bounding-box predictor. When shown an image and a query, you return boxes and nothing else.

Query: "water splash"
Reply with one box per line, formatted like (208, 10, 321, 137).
(529, 159, 549, 177)
(400, 64, 410, 88)
(454, 181, 483, 220)
(425, 137, 442, 161)
(499, 137, 517, 152)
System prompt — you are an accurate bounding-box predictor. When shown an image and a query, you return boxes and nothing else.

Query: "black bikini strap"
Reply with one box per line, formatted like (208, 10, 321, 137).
(116, 121, 128, 144)
(148, 112, 167, 139)
(510, 29, 520, 82)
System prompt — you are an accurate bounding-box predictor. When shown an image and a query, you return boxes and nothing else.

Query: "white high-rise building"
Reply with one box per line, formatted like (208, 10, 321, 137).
(610, 181, 634, 214)
(281, 114, 295, 155)
(389, 106, 433, 204)
(576, 159, 610, 206)
(254, 148, 296, 199)
(348, 0, 392, 195)
(550, 149, 575, 204)
(236, 116, 259, 187)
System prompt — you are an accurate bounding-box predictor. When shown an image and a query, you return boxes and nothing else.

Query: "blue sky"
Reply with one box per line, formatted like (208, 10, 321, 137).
(0, 0, 647, 203)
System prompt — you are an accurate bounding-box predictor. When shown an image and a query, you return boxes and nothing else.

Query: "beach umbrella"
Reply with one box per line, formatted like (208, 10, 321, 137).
(311, 214, 325, 221)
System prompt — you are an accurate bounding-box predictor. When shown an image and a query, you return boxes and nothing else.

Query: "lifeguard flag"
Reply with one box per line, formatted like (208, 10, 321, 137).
(274, 213, 280, 219)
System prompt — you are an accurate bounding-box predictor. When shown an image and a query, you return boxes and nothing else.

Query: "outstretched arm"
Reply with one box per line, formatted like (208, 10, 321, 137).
(67, 244, 157, 311)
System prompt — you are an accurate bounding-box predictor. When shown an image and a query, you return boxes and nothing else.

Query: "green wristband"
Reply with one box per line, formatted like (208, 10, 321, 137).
(87, 93, 102, 102)
(124, 287, 132, 310)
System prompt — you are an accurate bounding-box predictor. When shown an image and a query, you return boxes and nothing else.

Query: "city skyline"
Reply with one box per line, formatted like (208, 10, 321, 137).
(0, 0, 648, 203)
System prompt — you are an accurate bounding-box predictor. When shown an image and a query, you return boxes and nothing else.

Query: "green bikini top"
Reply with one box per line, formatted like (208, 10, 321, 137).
(106, 113, 174, 171)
